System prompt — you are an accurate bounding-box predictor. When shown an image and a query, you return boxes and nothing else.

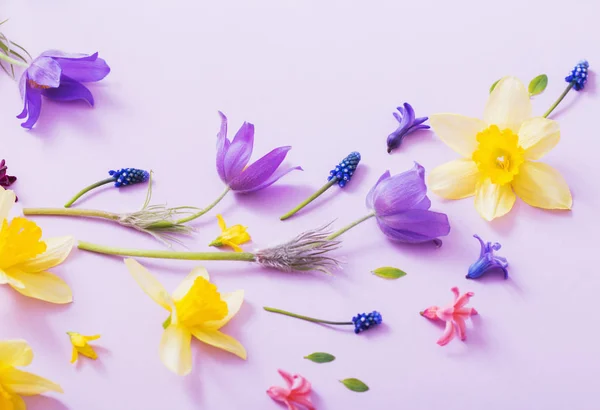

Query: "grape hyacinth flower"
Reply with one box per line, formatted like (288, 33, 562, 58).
(64, 167, 150, 207)
(263, 306, 383, 335)
(0, 159, 16, 189)
(386, 103, 430, 153)
(280, 151, 362, 220)
(17, 50, 110, 129)
(467, 234, 508, 280)
(544, 59, 590, 118)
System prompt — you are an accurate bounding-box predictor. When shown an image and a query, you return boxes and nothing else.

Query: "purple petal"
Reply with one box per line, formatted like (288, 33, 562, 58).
(372, 162, 428, 216)
(228, 146, 292, 192)
(42, 75, 94, 105)
(412, 116, 429, 127)
(413, 195, 431, 210)
(233, 165, 302, 193)
(54, 53, 110, 83)
(377, 209, 450, 243)
(223, 122, 255, 181)
(366, 170, 391, 210)
(17, 84, 43, 129)
(27, 57, 61, 88)
(216, 111, 230, 183)
(403, 102, 415, 125)
(41, 50, 99, 60)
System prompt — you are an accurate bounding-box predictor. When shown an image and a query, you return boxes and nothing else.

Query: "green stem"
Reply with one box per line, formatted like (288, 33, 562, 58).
(23, 207, 120, 221)
(327, 212, 376, 240)
(543, 82, 574, 118)
(263, 307, 352, 325)
(77, 241, 256, 261)
(64, 177, 116, 208)
(0, 52, 28, 68)
(280, 178, 337, 220)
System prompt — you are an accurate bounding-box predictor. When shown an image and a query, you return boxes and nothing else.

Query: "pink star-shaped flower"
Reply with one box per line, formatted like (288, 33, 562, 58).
(267, 369, 315, 410)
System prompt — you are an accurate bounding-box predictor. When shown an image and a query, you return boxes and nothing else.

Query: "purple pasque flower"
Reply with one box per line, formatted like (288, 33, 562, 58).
(386, 103, 429, 153)
(366, 162, 450, 243)
(216, 111, 302, 193)
(467, 235, 508, 280)
(17, 50, 110, 129)
(0, 159, 16, 189)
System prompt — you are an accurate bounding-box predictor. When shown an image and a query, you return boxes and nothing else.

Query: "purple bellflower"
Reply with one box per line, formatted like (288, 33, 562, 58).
(467, 235, 508, 280)
(216, 111, 302, 193)
(17, 50, 110, 129)
(0, 159, 16, 189)
(365, 163, 450, 244)
(386, 103, 429, 153)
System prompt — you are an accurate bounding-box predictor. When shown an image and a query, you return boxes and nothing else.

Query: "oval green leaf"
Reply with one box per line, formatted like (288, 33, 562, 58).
(304, 352, 335, 363)
(372, 266, 407, 279)
(489, 79, 501, 93)
(529, 74, 548, 96)
(340, 378, 369, 392)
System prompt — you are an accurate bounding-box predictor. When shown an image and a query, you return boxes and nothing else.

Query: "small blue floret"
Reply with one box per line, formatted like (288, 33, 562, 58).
(565, 60, 590, 91)
(109, 168, 150, 188)
(352, 311, 383, 334)
(328, 152, 361, 188)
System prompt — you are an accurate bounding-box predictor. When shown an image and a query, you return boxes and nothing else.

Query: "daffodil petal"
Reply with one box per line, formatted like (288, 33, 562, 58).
(84, 334, 101, 342)
(160, 325, 192, 376)
(75, 344, 98, 360)
(225, 241, 244, 252)
(517, 118, 561, 160)
(0, 388, 25, 410)
(203, 290, 244, 329)
(124, 259, 172, 310)
(172, 266, 209, 301)
(191, 328, 247, 360)
(217, 214, 226, 231)
(7, 270, 73, 304)
(513, 162, 572, 209)
(15, 236, 74, 273)
(484, 76, 531, 132)
(428, 159, 479, 199)
(0, 269, 25, 289)
(0, 367, 63, 395)
(0, 187, 16, 222)
(0, 340, 33, 367)
(429, 114, 487, 157)
(474, 179, 516, 221)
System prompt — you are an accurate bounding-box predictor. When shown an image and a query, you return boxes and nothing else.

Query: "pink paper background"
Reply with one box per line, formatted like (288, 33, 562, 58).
(1, 1, 599, 409)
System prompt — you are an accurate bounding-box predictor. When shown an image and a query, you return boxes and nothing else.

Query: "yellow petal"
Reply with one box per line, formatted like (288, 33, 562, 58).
(203, 290, 244, 329)
(124, 259, 172, 310)
(517, 118, 560, 160)
(0, 367, 63, 395)
(428, 159, 479, 199)
(191, 328, 247, 360)
(474, 179, 516, 221)
(484, 76, 532, 132)
(0, 340, 33, 367)
(15, 236, 74, 273)
(75, 344, 98, 360)
(84, 334, 101, 342)
(172, 266, 209, 301)
(0, 187, 16, 222)
(512, 161, 572, 209)
(160, 325, 192, 376)
(217, 214, 227, 231)
(0, 387, 26, 410)
(224, 241, 243, 252)
(70, 347, 78, 364)
(429, 114, 487, 157)
(0, 269, 25, 289)
(7, 271, 72, 304)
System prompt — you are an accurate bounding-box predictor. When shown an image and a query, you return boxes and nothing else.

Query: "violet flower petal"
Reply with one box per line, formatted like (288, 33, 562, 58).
(386, 103, 430, 153)
(233, 165, 303, 193)
(228, 146, 293, 192)
(372, 162, 428, 216)
(413, 195, 432, 210)
(17, 84, 43, 129)
(42, 75, 94, 105)
(27, 57, 61, 88)
(467, 234, 509, 279)
(53, 53, 110, 83)
(365, 170, 391, 210)
(216, 111, 231, 183)
(223, 122, 255, 182)
(377, 209, 450, 242)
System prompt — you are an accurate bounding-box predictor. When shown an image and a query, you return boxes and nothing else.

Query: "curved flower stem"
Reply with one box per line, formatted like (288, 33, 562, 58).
(326, 212, 376, 240)
(543, 82, 574, 118)
(263, 307, 352, 325)
(77, 241, 256, 261)
(280, 178, 337, 221)
(23, 207, 120, 221)
(0, 52, 27, 68)
(64, 177, 115, 208)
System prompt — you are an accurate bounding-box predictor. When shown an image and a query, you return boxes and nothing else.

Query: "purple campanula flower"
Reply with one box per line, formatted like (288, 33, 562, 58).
(386, 103, 430, 153)
(366, 163, 450, 243)
(466, 235, 508, 279)
(216, 111, 302, 193)
(17, 50, 110, 129)
(0, 159, 16, 189)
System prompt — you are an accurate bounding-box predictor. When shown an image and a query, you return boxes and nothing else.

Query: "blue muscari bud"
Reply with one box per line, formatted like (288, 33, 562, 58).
(352, 311, 383, 334)
(327, 152, 361, 188)
(565, 60, 589, 91)
(109, 168, 150, 188)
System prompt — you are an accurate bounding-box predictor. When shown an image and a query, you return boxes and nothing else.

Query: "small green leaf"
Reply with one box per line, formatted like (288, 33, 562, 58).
(340, 378, 369, 392)
(528, 74, 548, 96)
(304, 352, 335, 363)
(372, 266, 407, 279)
(489, 79, 501, 93)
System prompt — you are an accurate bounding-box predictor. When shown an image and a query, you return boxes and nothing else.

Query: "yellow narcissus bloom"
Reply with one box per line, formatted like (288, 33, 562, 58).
(428, 76, 572, 221)
(124, 259, 246, 376)
(0, 187, 74, 303)
(209, 214, 251, 252)
(67, 332, 101, 363)
(0, 339, 63, 409)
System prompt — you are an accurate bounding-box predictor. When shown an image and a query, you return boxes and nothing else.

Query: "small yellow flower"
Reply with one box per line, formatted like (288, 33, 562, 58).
(0, 187, 74, 304)
(124, 259, 246, 376)
(67, 332, 101, 363)
(428, 76, 572, 221)
(209, 214, 251, 252)
(0, 339, 63, 409)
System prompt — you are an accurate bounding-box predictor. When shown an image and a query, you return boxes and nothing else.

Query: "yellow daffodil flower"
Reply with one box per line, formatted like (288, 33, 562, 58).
(428, 76, 572, 221)
(209, 214, 251, 252)
(0, 187, 74, 303)
(0, 339, 63, 409)
(124, 259, 246, 376)
(67, 332, 101, 363)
